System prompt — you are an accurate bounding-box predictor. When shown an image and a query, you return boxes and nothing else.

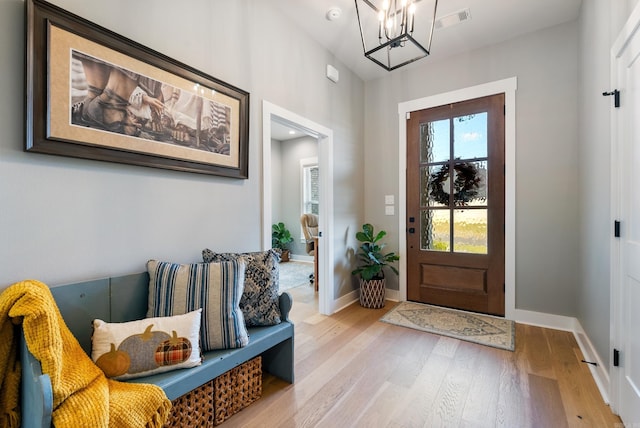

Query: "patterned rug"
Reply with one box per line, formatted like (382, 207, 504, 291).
(278, 261, 313, 291)
(380, 301, 515, 351)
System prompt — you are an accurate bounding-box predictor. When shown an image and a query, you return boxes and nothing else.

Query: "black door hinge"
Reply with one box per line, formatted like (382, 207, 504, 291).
(603, 90, 620, 108)
(614, 348, 620, 367)
(614, 220, 621, 238)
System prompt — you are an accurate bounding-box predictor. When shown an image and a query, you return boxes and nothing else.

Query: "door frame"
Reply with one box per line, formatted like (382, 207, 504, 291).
(397, 77, 517, 318)
(262, 100, 335, 315)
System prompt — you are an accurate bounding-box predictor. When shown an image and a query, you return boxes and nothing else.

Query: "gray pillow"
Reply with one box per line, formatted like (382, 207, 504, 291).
(202, 249, 281, 326)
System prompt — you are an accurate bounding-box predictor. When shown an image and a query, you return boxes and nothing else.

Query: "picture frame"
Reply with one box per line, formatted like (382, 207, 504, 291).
(25, 0, 249, 178)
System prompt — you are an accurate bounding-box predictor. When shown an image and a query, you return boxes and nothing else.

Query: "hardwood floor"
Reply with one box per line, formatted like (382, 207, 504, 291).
(230, 284, 622, 427)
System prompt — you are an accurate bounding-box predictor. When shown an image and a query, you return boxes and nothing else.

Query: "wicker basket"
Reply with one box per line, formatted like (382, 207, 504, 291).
(359, 278, 386, 309)
(164, 356, 262, 427)
(164, 381, 215, 427)
(213, 356, 262, 425)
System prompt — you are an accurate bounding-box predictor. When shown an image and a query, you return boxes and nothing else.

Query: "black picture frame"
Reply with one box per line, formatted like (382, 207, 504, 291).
(25, 0, 249, 178)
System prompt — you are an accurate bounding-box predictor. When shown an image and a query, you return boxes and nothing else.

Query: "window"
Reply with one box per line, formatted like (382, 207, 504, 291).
(301, 157, 319, 216)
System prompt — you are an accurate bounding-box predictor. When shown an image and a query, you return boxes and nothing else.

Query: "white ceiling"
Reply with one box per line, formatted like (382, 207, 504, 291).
(271, 0, 583, 82)
(271, 120, 307, 141)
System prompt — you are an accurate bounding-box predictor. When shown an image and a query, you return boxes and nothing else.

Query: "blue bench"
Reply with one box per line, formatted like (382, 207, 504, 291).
(19, 272, 294, 427)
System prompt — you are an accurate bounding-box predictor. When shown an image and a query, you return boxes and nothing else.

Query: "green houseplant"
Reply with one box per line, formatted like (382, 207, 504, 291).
(352, 223, 399, 308)
(272, 222, 294, 262)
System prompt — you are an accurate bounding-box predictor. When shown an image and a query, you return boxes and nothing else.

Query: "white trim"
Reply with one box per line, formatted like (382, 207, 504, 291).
(514, 309, 610, 405)
(262, 101, 335, 315)
(385, 288, 401, 302)
(513, 309, 576, 331)
(333, 289, 359, 313)
(396, 77, 518, 318)
(574, 322, 611, 405)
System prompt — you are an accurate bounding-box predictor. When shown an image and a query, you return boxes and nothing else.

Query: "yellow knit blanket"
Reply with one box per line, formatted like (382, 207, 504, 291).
(0, 280, 171, 427)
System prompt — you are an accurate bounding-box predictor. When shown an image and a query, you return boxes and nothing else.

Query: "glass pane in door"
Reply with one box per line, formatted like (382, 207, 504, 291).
(452, 160, 488, 206)
(421, 165, 450, 207)
(421, 209, 450, 251)
(420, 119, 450, 163)
(454, 113, 487, 159)
(453, 209, 488, 254)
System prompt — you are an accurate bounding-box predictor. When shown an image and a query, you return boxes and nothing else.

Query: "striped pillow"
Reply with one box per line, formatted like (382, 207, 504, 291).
(147, 260, 249, 351)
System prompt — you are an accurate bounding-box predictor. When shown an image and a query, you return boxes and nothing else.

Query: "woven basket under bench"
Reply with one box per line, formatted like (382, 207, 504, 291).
(164, 356, 263, 427)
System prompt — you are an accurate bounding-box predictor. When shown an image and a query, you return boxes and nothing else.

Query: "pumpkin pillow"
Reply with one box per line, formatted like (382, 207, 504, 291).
(147, 259, 249, 351)
(91, 309, 202, 380)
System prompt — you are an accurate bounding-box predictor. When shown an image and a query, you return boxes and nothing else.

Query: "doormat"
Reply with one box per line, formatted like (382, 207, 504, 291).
(380, 301, 515, 351)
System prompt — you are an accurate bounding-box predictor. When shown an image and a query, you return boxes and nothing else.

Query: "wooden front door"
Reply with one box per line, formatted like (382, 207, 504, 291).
(406, 94, 505, 315)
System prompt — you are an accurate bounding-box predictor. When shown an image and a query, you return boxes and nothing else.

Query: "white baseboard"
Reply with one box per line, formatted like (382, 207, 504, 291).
(333, 289, 359, 312)
(385, 288, 401, 302)
(571, 322, 611, 405)
(513, 309, 610, 404)
(513, 308, 576, 331)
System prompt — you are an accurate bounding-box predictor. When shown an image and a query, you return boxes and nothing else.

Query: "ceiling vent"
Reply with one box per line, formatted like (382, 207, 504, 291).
(435, 8, 471, 30)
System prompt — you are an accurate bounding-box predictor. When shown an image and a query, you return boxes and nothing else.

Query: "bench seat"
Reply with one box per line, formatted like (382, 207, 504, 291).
(19, 272, 294, 427)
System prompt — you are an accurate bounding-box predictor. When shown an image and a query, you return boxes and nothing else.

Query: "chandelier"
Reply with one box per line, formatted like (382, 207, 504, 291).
(355, 0, 438, 71)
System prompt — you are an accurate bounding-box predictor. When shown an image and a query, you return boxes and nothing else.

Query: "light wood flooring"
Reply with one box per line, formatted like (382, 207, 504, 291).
(229, 284, 622, 427)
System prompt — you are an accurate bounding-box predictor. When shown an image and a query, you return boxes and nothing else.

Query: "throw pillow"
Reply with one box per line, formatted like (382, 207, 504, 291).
(202, 249, 281, 327)
(91, 309, 202, 380)
(147, 260, 249, 351)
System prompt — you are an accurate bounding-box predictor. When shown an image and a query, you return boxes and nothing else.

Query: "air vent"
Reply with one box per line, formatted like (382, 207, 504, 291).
(435, 8, 471, 30)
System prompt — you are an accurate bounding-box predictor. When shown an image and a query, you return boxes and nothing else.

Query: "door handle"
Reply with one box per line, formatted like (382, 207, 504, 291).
(408, 227, 415, 234)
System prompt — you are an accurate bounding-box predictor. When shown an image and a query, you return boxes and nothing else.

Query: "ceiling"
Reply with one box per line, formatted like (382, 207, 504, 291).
(271, 121, 306, 141)
(271, 0, 583, 82)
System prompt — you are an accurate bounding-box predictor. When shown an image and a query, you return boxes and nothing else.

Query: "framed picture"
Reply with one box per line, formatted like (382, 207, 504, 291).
(25, 0, 249, 178)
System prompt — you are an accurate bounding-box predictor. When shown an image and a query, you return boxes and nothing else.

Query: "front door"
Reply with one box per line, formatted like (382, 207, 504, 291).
(406, 94, 505, 315)
(612, 5, 640, 423)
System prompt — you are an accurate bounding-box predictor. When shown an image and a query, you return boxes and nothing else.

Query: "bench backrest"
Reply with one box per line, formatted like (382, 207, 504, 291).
(50, 273, 149, 355)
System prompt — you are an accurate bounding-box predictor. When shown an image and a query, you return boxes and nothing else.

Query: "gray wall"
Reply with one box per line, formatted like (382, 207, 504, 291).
(364, 21, 580, 315)
(271, 136, 318, 257)
(0, 0, 364, 295)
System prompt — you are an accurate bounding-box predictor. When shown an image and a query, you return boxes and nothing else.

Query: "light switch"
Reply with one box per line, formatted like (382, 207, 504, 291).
(385, 205, 395, 216)
(385, 195, 394, 205)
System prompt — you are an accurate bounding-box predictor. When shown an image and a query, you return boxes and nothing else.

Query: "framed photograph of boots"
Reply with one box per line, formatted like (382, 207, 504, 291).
(25, 0, 249, 178)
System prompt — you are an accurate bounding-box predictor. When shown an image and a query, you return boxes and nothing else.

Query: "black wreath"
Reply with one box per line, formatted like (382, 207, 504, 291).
(429, 161, 483, 206)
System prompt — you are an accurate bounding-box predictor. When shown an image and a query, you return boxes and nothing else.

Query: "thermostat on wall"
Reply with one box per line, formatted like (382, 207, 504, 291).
(326, 64, 339, 83)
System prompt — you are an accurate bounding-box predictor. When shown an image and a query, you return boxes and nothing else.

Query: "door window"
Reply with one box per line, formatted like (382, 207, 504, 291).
(419, 113, 489, 254)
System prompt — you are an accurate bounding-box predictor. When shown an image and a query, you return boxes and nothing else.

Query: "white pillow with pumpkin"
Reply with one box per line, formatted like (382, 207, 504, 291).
(91, 309, 202, 380)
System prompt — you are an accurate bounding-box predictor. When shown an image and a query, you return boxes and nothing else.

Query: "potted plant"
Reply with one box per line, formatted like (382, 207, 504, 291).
(272, 222, 294, 262)
(352, 223, 400, 308)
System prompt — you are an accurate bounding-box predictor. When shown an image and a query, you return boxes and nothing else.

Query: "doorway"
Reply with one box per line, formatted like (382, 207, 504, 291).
(262, 101, 334, 315)
(397, 77, 517, 318)
(406, 94, 505, 316)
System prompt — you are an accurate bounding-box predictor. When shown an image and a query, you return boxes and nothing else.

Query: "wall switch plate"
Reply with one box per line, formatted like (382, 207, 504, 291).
(385, 194, 394, 205)
(385, 205, 395, 215)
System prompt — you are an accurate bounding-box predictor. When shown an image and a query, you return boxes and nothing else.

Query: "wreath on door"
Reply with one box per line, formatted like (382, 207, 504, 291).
(429, 161, 483, 206)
